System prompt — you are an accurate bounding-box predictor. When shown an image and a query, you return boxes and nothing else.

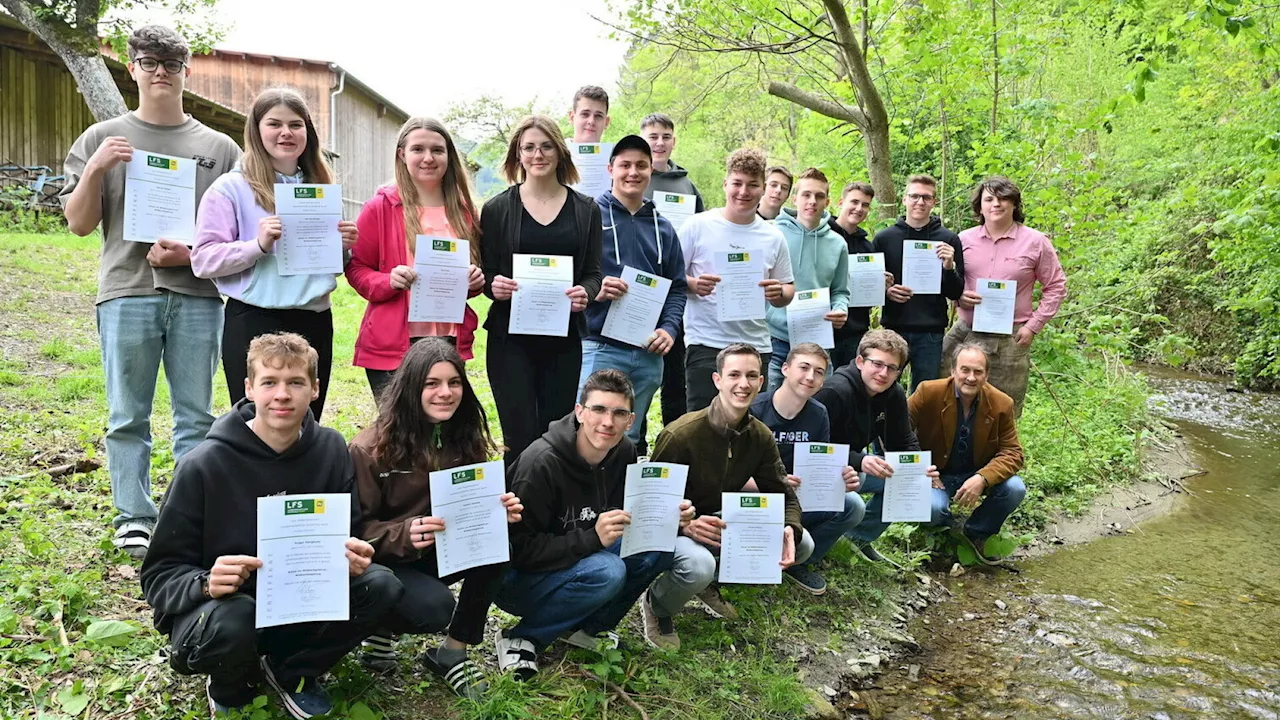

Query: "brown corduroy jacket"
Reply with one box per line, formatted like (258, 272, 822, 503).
(908, 378, 1024, 486)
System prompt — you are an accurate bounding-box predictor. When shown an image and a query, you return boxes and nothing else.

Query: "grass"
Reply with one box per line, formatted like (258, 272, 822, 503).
(0, 231, 1156, 719)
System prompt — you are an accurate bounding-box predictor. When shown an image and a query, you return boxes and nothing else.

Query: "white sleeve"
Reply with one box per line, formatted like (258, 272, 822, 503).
(771, 231, 794, 283)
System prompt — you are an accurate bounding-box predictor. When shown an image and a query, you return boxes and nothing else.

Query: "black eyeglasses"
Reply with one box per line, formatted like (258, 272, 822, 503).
(906, 193, 936, 203)
(862, 356, 903, 375)
(135, 57, 187, 74)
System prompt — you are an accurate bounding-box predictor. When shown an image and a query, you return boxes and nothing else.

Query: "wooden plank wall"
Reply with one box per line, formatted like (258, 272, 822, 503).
(186, 54, 332, 145)
(0, 46, 98, 174)
(331, 89, 406, 217)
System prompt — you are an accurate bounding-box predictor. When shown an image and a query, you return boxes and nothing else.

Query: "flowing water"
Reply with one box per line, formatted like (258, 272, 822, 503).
(854, 371, 1280, 719)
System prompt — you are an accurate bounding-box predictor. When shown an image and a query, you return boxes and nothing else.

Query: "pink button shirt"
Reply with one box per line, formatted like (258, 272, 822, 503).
(956, 223, 1067, 334)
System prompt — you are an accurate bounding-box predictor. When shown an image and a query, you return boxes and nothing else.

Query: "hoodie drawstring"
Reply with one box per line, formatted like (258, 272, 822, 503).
(608, 201, 664, 271)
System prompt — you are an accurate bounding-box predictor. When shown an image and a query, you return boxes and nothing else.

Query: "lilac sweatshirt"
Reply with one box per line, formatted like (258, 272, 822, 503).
(191, 170, 335, 311)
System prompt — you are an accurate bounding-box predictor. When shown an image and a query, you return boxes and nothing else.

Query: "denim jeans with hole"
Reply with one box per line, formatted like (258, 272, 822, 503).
(96, 292, 222, 528)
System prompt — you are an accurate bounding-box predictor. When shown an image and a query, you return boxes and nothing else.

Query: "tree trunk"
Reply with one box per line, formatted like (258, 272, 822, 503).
(0, 0, 128, 122)
(863, 119, 895, 219)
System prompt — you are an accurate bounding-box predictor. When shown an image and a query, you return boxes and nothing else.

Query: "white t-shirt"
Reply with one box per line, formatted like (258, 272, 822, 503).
(681, 209, 794, 353)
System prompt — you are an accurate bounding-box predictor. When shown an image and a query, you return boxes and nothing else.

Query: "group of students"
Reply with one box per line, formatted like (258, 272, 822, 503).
(60, 23, 1068, 719)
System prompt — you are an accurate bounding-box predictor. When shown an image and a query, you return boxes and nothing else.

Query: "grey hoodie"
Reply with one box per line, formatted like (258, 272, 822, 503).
(643, 159, 705, 214)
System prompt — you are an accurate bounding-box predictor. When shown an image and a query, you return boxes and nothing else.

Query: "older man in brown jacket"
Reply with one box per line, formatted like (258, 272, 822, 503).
(908, 343, 1026, 562)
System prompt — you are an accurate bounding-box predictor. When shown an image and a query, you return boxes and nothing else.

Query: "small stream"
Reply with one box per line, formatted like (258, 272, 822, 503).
(854, 371, 1280, 719)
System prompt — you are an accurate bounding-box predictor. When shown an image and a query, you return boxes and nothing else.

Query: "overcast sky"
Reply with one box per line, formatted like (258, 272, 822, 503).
(202, 0, 632, 117)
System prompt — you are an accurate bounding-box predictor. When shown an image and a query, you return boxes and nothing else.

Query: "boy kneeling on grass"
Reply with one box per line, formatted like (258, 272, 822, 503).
(140, 333, 402, 719)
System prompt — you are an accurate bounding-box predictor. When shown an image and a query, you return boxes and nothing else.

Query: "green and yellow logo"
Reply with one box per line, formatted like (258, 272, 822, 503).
(727, 252, 750, 263)
(739, 496, 768, 508)
(808, 445, 835, 454)
(799, 290, 819, 301)
(530, 257, 557, 268)
(578, 145, 600, 154)
(856, 255, 876, 263)
(433, 239, 457, 253)
(898, 454, 920, 464)
(664, 193, 686, 204)
(640, 466, 669, 479)
(635, 273, 658, 288)
(146, 155, 177, 170)
(986, 281, 1006, 290)
(451, 467, 485, 485)
(293, 187, 323, 199)
(913, 242, 931, 250)
(284, 498, 325, 515)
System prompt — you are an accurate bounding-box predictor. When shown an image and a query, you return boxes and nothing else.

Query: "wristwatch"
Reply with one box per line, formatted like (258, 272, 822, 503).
(200, 573, 212, 599)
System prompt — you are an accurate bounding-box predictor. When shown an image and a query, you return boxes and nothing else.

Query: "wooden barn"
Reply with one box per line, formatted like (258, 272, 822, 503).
(0, 14, 412, 217)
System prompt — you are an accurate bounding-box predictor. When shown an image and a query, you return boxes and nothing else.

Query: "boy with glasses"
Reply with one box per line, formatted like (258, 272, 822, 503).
(495, 370, 695, 678)
(872, 175, 965, 392)
(61, 25, 242, 560)
(812, 330, 940, 565)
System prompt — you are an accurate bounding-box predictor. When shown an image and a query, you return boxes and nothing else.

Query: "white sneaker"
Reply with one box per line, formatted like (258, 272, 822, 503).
(494, 630, 538, 681)
(561, 629, 619, 651)
(113, 522, 152, 560)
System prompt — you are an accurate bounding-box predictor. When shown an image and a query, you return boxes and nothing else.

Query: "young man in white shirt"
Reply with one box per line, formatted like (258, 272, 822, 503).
(680, 149, 795, 412)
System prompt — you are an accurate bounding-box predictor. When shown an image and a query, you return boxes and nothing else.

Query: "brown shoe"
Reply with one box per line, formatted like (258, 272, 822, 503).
(694, 585, 739, 620)
(640, 590, 680, 650)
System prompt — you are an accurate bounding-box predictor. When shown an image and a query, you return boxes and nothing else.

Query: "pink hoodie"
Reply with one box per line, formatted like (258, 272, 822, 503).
(346, 185, 478, 369)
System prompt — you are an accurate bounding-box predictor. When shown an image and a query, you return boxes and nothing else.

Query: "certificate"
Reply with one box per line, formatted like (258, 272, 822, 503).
(848, 253, 886, 307)
(970, 278, 1017, 335)
(792, 442, 849, 513)
(901, 241, 942, 295)
(428, 461, 510, 577)
(255, 493, 350, 629)
(718, 492, 784, 585)
(602, 266, 671, 348)
(274, 184, 343, 275)
(620, 462, 688, 558)
(653, 191, 696, 232)
(882, 451, 933, 522)
(510, 253, 573, 336)
(123, 150, 196, 245)
(786, 288, 835, 349)
(570, 143, 613, 199)
(713, 250, 766, 322)
(409, 236, 470, 323)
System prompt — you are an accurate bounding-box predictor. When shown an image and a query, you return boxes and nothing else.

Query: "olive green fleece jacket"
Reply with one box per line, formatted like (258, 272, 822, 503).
(650, 396, 803, 536)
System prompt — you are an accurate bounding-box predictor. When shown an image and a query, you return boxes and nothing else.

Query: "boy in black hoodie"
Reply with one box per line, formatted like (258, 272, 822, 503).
(873, 174, 965, 392)
(140, 333, 402, 719)
(828, 181, 880, 370)
(811, 330, 940, 565)
(494, 370, 694, 679)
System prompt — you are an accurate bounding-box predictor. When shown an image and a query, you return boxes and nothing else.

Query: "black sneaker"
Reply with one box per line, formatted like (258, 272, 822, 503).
(113, 522, 152, 560)
(205, 676, 254, 718)
(784, 565, 828, 595)
(260, 658, 331, 719)
(425, 647, 488, 700)
(855, 542, 905, 571)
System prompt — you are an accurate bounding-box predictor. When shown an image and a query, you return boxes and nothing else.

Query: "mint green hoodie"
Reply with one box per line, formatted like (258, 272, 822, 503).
(767, 208, 851, 341)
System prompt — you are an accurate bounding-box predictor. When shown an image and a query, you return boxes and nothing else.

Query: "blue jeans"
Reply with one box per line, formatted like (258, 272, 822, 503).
(96, 292, 223, 528)
(896, 331, 944, 394)
(847, 473, 1027, 542)
(799, 492, 866, 567)
(579, 340, 664, 447)
(496, 541, 673, 649)
(767, 337, 833, 393)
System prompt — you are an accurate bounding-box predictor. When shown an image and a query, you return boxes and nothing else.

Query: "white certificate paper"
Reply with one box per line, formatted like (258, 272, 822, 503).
(255, 493, 350, 629)
(123, 150, 196, 245)
(428, 461, 510, 577)
(570, 143, 613, 199)
(713, 250, 766, 322)
(409, 236, 470, 323)
(620, 462, 688, 558)
(602, 266, 672, 348)
(719, 492, 784, 585)
(882, 451, 933, 522)
(274, 184, 343, 275)
(786, 288, 835, 349)
(653, 191, 696, 232)
(901, 241, 942, 295)
(849, 253, 886, 307)
(971, 278, 1017, 335)
(792, 442, 849, 513)
(510, 254, 573, 336)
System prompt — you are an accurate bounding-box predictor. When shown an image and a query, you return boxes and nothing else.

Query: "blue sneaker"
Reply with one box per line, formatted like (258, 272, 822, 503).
(260, 658, 332, 719)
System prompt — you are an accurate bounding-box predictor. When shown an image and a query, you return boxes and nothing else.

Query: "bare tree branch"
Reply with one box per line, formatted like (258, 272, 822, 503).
(767, 80, 869, 128)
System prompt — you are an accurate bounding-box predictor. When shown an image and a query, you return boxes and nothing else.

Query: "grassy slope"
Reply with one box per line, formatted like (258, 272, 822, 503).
(0, 232, 1153, 720)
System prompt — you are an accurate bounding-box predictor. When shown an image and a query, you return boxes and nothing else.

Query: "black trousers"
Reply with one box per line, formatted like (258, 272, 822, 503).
(487, 331, 581, 467)
(222, 298, 334, 421)
(684, 344, 771, 413)
(364, 336, 455, 402)
(829, 330, 866, 372)
(380, 554, 505, 646)
(660, 332, 688, 426)
(167, 565, 401, 705)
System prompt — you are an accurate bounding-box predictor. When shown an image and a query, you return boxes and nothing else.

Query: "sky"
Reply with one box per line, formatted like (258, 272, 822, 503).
(201, 0, 633, 117)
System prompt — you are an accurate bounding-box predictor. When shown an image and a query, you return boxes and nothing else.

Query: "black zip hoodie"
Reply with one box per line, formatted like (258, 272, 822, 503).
(508, 413, 637, 573)
(139, 399, 358, 633)
(872, 216, 965, 332)
(827, 216, 874, 338)
(812, 363, 920, 471)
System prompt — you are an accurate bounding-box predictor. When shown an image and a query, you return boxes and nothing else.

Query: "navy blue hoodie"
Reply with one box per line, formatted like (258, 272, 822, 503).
(585, 191, 688, 346)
